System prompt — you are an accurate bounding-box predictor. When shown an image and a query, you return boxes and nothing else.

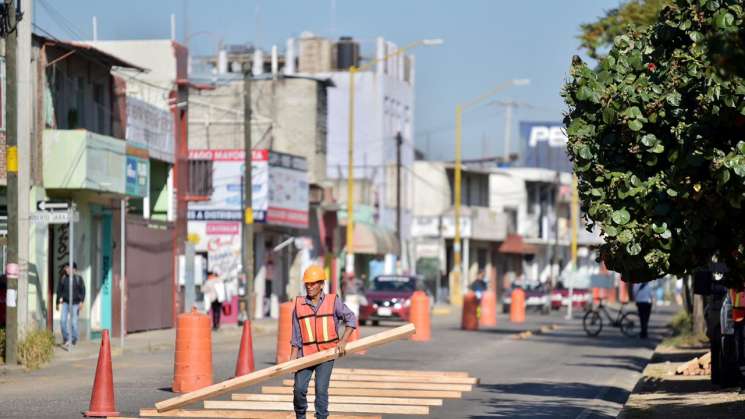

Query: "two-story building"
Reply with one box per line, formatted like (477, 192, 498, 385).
(30, 34, 148, 341)
(411, 161, 510, 304)
(186, 62, 332, 319)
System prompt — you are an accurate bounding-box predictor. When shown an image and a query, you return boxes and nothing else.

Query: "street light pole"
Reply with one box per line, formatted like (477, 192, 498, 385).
(345, 66, 357, 276)
(453, 79, 530, 305)
(345, 38, 443, 278)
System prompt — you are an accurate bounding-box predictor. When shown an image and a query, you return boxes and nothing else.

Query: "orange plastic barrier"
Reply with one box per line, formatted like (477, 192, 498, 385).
(84, 329, 119, 417)
(479, 289, 498, 327)
(275, 302, 294, 363)
(234, 320, 255, 377)
(510, 288, 526, 323)
(172, 308, 212, 393)
(619, 280, 630, 303)
(461, 291, 479, 330)
(409, 290, 431, 341)
(607, 287, 617, 303)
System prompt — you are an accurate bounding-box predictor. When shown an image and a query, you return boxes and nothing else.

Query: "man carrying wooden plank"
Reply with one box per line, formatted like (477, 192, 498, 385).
(290, 265, 357, 419)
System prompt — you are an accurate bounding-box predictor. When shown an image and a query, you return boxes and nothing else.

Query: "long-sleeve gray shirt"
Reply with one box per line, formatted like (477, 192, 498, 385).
(291, 292, 357, 356)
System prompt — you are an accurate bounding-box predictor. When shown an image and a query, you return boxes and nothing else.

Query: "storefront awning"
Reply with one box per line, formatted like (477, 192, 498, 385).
(343, 222, 400, 255)
(499, 234, 537, 255)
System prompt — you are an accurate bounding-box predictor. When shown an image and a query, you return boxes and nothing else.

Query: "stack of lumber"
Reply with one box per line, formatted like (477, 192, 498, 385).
(115, 324, 478, 418)
(675, 351, 711, 376)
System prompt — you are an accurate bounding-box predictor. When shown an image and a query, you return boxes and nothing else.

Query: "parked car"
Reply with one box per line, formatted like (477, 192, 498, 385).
(359, 275, 418, 326)
(501, 282, 551, 315)
(550, 287, 591, 311)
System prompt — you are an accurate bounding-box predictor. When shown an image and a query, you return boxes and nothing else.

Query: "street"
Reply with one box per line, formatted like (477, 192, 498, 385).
(0, 306, 672, 419)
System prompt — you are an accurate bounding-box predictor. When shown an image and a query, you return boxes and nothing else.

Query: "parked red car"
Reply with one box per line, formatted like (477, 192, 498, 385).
(550, 287, 591, 311)
(359, 275, 418, 326)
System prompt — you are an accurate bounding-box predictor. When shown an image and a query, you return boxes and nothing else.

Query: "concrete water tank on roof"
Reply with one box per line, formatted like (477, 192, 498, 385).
(336, 36, 359, 70)
(298, 36, 332, 73)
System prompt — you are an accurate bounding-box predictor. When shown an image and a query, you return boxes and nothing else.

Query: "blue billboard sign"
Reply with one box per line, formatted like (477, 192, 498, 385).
(517, 122, 572, 173)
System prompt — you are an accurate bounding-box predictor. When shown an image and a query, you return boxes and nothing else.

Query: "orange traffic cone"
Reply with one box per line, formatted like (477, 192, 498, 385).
(349, 318, 366, 355)
(479, 289, 498, 327)
(461, 291, 479, 330)
(84, 329, 119, 417)
(409, 290, 431, 341)
(276, 302, 294, 364)
(235, 320, 255, 377)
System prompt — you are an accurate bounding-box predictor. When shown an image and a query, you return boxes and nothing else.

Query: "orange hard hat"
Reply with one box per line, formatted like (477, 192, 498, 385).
(303, 265, 327, 283)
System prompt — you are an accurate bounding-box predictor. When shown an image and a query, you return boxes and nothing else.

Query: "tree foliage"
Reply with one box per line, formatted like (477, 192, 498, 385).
(563, 0, 745, 282)
(578, 0, 670, 60)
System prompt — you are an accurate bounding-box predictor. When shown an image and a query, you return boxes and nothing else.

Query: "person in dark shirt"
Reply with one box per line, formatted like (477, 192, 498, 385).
(56, 262, 85, 348)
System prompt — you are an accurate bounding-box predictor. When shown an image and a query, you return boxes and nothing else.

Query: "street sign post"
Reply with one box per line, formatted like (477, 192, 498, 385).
(36, 200, 70, 212)
(30, 211, 78, 224)
(32, 200, 78, 350)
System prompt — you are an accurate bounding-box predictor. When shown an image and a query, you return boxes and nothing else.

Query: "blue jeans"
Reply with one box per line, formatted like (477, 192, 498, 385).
(60, 303, 80, 344)
(294, 359, 334, 419)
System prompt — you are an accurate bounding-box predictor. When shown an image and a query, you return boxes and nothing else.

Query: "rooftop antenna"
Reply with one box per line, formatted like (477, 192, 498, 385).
(170, 13, 176, 41)
(330, 0, 336, 38)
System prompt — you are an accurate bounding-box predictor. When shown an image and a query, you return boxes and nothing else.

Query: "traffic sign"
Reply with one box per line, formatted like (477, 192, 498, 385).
(36, 200, 70, 212)
(30, 211, 79, 224)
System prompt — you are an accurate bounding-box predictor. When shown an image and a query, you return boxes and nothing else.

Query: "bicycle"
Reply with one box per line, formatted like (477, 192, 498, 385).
(582, 298, 639, 337)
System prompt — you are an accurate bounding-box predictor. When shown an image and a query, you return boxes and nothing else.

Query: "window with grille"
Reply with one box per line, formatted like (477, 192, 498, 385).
(188, 159, 213, 198)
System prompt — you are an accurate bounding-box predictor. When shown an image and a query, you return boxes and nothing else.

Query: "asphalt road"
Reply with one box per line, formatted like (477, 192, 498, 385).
(0, 305, 673, 419)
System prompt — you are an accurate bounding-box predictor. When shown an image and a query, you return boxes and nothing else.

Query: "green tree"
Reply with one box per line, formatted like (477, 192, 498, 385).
(578, 0, 670, 60)
(563, 0, 745, 283)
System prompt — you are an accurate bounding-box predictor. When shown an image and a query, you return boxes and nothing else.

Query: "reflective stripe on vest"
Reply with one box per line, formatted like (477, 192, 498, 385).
(731, 290, 745, 322)
(295, 293, 339, 356)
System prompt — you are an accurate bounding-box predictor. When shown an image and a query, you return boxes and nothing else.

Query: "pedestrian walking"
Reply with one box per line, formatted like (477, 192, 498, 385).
(291, 265, 357, 419)
(55, 262, 85, 349)
(202, 271, 224, 331)
(633, 281, 654, 338)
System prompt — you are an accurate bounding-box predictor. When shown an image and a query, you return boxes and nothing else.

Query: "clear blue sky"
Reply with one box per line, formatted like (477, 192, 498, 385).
(34, 0, 623, 160)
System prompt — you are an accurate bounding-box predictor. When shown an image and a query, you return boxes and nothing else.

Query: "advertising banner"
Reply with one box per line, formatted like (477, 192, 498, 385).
(187, 149, 308, 229)
(125, 156, 149, 197)
(267, 151, 309, 229)
(126, 96, 174, 163)
(518, 122, 572, 173)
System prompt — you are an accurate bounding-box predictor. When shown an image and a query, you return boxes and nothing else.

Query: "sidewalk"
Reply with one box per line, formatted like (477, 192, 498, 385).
(618, 342, 744, 418)
(0, 316, 280, 375)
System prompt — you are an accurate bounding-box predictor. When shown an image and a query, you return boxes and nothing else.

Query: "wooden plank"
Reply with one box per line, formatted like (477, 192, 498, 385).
(261, 385, 463, 399)
(204, 400, 430, 416)
(154, 324, 415, 412)
(140, 408, 380, 419)
(232, 393, 443, 406)
(281, 379, 472, 392)
(333, 368, 470, 378)
(330, 373, 478, 384)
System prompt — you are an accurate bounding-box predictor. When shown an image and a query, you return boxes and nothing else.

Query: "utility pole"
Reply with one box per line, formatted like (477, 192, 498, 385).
(242, 71, 255, 321)
(551, 172, 561, 288)
(4, 0, 18, 365)
(395, 132, 402, 251)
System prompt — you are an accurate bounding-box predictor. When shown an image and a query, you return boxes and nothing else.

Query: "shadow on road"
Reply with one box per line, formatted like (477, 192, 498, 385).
(564, 354, 649, 373)
(471, 381, 628, 418)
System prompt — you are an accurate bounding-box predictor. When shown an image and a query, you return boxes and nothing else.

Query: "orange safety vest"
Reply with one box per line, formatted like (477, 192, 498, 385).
(295, 293, 339, 356)
(731, 289, 745, 322)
